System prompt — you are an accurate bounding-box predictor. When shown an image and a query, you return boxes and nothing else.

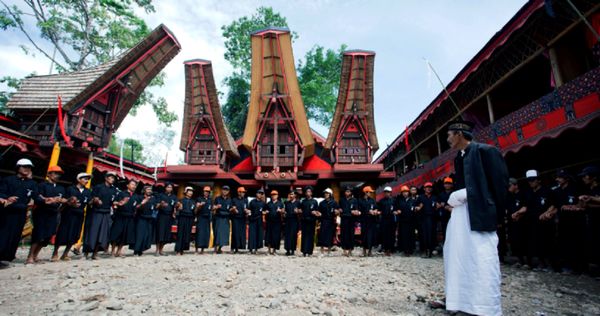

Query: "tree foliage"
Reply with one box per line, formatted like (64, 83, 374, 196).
(221, 73, 249, 139)
(297, 45, 346, 126)
(221, 7, 295, 78)
(0, 0, 177, 126)
(107, 135, 144, 164)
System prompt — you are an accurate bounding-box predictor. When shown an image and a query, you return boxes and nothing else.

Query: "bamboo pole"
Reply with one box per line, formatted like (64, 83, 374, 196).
(75, 153, 94, 248)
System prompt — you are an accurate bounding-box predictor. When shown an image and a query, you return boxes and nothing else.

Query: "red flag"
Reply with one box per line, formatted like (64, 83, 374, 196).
(57, 95, 72, 146)
(404, 126, 410, 152)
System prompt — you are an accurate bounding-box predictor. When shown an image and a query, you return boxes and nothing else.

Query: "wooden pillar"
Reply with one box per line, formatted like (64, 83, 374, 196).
(548, 47, 563, 88)
(486, 94, 495, 124)
(177, 183, 185, 199)
(331, 182, 341, 202)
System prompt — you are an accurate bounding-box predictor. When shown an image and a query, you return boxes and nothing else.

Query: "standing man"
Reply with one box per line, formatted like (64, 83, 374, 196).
(525, 169, 558, 271)
(300, 186, 319, 257)
(54, 172, 92, 261)
(436, 178, 454, 248)
(554, 170, 586, 273)
(359, 186, 379, 257)
(339, 186, 359, 257)
(84, 172, 118, 259)
(231, 187, 249, 253)
(213, 185, 233, 254)
(396, 185, 416, 256)
(506, 178, 529, 267)
(284, 191, 302, 256)
(317, 188, 338, 256)
(195, 186, 212, 254)
(433, 119, 508, 316)
(175, 187, 195, 255)
(156, 183, 177, 256)
(378, 186, 397, 256)
(0, 159, 37, 267)
(415, 182, 437, 258)
(110, 179, 137, 257)
(27, 165, 67, 264)
(132, 185, 157, 256)
(578, 166, 600, 268)
(265, 190, 285, 255)
(247, 189, 267, 254)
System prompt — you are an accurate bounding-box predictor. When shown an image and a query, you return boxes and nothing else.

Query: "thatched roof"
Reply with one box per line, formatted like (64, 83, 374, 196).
(325, 50, 379, 152)
(180, 59, 239, 158)
(7, 24, 181, 117)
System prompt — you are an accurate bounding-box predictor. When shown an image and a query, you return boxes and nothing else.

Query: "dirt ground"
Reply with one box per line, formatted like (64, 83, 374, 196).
(1, 244, 599, 315)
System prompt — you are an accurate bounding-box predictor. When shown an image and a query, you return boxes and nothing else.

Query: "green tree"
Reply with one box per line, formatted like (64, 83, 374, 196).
(0, 0, 177, 126)
(220, 6, 344, 137)
(297, 45, 346, 126)
(106, 135, 144, 164)
(221, 73, 250, 139)
(0, 76, 23, 116)
(221, 7, 296, 78)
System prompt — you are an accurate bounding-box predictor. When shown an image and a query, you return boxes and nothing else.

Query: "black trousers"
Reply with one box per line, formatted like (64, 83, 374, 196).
(301, 220, 316, 255)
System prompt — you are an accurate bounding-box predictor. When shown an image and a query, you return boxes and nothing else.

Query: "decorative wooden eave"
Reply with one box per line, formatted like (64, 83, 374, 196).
(180, 59, 239, 163)
(241, 27, 315, 157)
(325, 50, 378, 161)
(7, 24, 181, 148)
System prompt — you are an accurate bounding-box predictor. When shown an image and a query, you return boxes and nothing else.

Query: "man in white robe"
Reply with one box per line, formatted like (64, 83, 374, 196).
(431, 119, 508, 316)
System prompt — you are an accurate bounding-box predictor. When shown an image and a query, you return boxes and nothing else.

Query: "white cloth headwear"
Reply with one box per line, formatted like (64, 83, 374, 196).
(525, 170, 539, 178)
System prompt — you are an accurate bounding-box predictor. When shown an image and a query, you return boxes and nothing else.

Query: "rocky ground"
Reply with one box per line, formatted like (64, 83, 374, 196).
(1, 245, 599, 315)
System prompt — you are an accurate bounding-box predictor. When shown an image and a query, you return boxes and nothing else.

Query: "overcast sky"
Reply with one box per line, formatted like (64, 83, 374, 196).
(0, 0, 527, 165)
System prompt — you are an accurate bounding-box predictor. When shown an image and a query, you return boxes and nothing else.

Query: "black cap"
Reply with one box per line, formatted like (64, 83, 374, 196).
(579, 165, 599, 178)
(344, 185, 353, 191)
(304, 186, 313, 192)
(508, 178, 518, 185)
(556, 169, 572, 179)
(448, 119, 475, 133)
(257, 189, 265, 194)
(222, 185, 230, 190)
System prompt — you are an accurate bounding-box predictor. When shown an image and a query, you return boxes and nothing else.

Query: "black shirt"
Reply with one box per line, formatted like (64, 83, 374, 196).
(214, 196, 232, 218)
(301, 198, 319, 222)
(525, 186, 556, 220)
(248, 199, 266, 221)
(378, 196, 396, 220)
(266, 200, 284, 222)
(65, 185, 92, 214)
(91, 183, 118, 213)
(0, 175, 38, 211)
(285, 200, 301, 220)
(417, 194, 438, 216)
(179, 197, 196, 217)
(396, 196, 417, 220)
(158, 193, 177, 216)
(232, 196, 249, 219)
(196, 196, 212, 218)
(114, 190, 137, 217)
(453, 147, 470, 190)
(358, 197, 377, 220)
(36, 181, 66, 213)
(318, 198, 339, 221)
(506, 190, 525, 216)
(137, 195, 158, 219)
(339, 197, 358, 217)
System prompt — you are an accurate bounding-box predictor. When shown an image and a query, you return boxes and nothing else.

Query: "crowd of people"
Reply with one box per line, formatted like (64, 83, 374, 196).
(1, 157, 599, 274)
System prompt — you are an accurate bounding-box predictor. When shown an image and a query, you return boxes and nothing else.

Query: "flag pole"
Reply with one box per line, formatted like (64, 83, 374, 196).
(423, 58, 462, 114)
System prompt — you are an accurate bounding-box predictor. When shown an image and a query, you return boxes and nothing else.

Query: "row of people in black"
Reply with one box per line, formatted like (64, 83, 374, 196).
(2, 158, 599, 270)
(503, 167, 600, 274)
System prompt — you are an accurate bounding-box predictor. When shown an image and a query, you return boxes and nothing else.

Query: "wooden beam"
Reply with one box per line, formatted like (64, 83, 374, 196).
(486, 94, 495, 123)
